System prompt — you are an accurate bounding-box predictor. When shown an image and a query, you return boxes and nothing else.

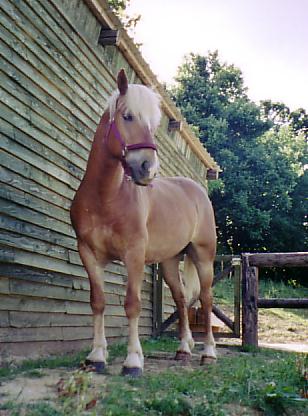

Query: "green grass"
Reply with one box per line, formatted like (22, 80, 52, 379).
(1, 337, 307, 416)
(0, 348, 91, 380)
(214, 277, 308, 306)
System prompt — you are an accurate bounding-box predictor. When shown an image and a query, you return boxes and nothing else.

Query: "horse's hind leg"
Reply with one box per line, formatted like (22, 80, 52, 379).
(188, 244, 217, 363)
(78, 242, 107, 372)
(161, 256, 194, 360)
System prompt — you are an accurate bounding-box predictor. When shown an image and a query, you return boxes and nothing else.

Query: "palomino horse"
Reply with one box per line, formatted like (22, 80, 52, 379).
(70, 69, 217, 376)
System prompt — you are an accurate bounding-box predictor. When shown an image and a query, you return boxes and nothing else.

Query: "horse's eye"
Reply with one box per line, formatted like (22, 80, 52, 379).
(123, 113, 133, 122)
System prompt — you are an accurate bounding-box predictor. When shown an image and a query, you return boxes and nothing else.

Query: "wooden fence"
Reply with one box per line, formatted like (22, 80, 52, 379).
(156, 255, 242, 340)
(242, 252, 308, 347)
(157, 252, 307, 348)
(0, 0, 218, 361)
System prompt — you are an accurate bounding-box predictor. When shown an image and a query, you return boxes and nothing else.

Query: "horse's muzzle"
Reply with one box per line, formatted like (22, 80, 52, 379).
(126, 149, 159, 186)
(129, 160, 155, 186)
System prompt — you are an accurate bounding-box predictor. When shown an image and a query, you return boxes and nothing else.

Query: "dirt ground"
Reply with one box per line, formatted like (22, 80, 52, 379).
(0, 308, 307, 412)
(0, 348, 240, 406)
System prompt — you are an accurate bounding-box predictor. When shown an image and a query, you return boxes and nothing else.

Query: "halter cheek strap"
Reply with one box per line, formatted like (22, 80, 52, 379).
(105, 120, 157, 176)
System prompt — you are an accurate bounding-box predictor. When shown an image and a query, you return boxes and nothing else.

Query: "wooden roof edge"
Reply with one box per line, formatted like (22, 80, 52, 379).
(84, 0, 220, 172)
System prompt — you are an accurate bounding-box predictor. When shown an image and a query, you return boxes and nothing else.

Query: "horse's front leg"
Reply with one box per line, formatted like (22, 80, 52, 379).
(78, 242, 108, 372)
(122, 254, 145, 377)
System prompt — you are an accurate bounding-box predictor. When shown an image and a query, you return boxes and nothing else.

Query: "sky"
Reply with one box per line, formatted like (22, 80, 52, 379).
(126, 0, 308, 111)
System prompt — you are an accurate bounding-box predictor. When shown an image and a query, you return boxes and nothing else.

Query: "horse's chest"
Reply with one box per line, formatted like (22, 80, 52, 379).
(82, 213, 134, 259)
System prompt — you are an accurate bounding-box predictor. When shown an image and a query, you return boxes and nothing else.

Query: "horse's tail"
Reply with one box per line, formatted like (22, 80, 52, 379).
(182, 255, 200, 306)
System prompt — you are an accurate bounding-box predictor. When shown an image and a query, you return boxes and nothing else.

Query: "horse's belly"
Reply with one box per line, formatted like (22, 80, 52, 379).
(145, 232, 190, 264)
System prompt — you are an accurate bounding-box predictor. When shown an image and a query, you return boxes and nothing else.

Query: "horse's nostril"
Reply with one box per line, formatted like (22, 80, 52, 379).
(141, 160, 150, 172)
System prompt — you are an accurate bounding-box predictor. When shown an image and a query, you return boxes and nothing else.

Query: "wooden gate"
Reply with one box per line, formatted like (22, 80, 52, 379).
(153, 255, 242, 340)
(242, 252, 308, 347)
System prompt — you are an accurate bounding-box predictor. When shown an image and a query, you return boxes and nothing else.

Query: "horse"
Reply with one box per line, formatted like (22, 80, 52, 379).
(70, 69, 217, 376)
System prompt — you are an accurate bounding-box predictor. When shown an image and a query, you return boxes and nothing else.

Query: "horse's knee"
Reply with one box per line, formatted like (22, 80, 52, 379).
(89, 278, 105, 314)
(125, 292, 141, 318)
(90, 293, 105, 315)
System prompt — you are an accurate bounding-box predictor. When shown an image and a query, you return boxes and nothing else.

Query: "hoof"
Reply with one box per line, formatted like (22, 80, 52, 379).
(175, 351, 191, 362)
(200, 355, 217, 366)
(84, 359, 106, 373)
(121, 366, 143, 377)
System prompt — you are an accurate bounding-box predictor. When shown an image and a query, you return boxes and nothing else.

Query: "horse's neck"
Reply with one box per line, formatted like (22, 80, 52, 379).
(84, 112, 124, 194)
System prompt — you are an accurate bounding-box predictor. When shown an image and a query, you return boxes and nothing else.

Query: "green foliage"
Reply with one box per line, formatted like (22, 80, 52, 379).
(171, 52, 307, 275)
(107, 0, 141, 38)
(0, 402, 61, 416)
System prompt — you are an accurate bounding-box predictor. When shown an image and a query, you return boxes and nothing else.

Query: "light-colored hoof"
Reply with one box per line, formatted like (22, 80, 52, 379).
(200, 345, 217, 365)
(200, 355, 217, 365)
(175, 351, 191, 362)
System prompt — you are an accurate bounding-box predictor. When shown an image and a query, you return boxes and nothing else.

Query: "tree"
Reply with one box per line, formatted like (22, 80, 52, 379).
(172, 52, 307, 261)
(107, 0, 141, 38)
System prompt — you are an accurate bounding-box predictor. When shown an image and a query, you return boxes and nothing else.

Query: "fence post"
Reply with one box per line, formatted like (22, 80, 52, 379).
(242, 254, 258, 347)
(232, 256, 241, 337)
(152, 263, 163, 337)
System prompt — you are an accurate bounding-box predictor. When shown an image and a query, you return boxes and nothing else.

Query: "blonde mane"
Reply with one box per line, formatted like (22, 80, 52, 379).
(108, 84, 161, 132)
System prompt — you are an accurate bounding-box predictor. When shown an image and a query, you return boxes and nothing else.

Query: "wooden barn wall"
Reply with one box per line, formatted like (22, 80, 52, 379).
(0, 0, 207, 360)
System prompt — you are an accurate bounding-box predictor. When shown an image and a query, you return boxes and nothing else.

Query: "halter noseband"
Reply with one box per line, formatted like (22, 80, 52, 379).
(105, 120, 157, 176)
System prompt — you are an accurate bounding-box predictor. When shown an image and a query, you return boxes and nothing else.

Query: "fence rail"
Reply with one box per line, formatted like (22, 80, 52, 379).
(242, 252, 308, 347)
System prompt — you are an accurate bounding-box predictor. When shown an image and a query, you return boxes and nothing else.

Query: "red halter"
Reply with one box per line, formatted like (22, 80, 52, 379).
(105, 120, 157, 177)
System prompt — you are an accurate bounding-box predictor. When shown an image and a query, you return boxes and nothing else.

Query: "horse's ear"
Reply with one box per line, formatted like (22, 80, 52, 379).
(117, 69, 128, 95)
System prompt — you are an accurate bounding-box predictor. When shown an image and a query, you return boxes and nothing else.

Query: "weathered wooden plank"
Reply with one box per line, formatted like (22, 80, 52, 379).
(0, 229, 69, 262)
(0, 122, 81, 190)
(0, 263, 150, 306)
(0, 197, 74, 237)
(9, 278, 89, 302)
(258, 298, 308, 308)
(9, 311, 92, 328)
(12, 0, 110, 108)
(0, 65, 92, 163)
(0, 37, 97, 134)
(0, 165, 71, 211)
(242, 255, 258, 347)
(0, 327, 64, 342)
(49, 0, 116, 89)
(212, 305, 234, 331)
(0, 311, 9, 327)
(0, 181, 71, 225)
(0, 215, 77, 252)
(0, 277, 10, 294)
(0, 326, 92, 342)
(0, 246, 86, 277)
(0, 41, 93, 148)
(62, 327, 94, 341)
(0, 108, 86, 179)
(0, 294, 91, 315)
(0, 150, 75, 201)
(0, 36, 95, 139)
(0, 3, 101, 123)
(68, 250, 82, 266)
(247, 252, 308, 268)
(233, 260, 241, 338)
(0, 263, 87, 290)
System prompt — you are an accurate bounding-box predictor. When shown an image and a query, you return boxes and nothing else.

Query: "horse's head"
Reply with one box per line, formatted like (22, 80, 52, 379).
(107, 69, 161, 186)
